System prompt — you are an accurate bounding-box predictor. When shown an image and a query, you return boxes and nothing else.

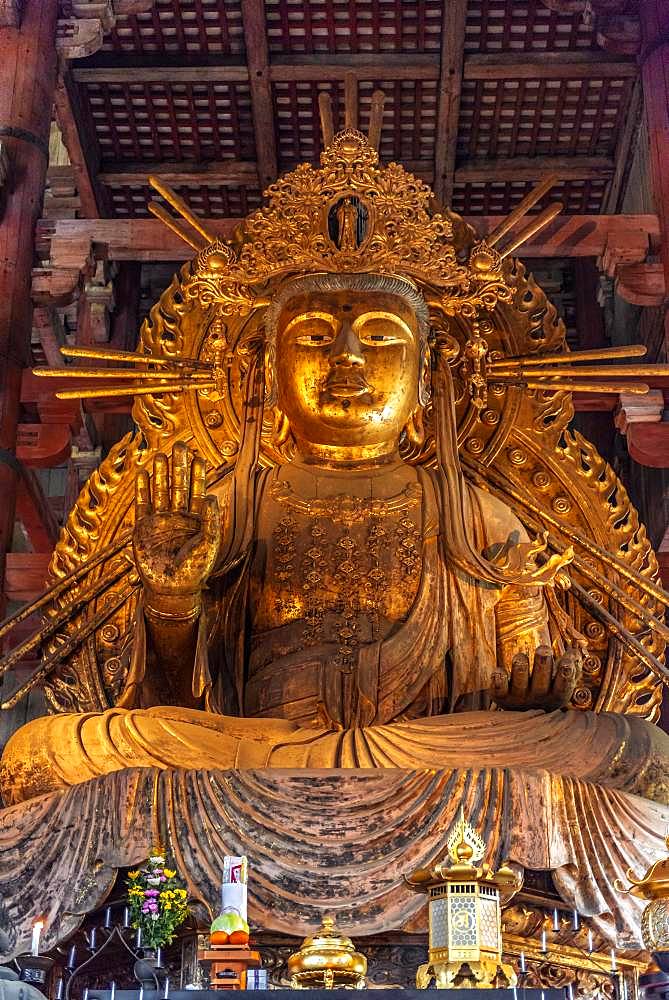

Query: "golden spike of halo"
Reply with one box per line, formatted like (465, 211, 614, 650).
(34, 367, 214, 381)
(1, 583, 141, 711)
(485, 175, 559, 248)
(498, 202, 563, 259)
(148, 200, 205, 251)
(488, 344, 648, 368)
(318, 91, 334, 147)
(55, 381, 215, 400)
(148, 175, 217, 245)
(368, 90, 385, 151)
(344, 71, 358, 129)
(59, 345, 213, 370)
(493, 364, 668, 378)
(0, 531, 132, 643)
(497, 379, 650, 394)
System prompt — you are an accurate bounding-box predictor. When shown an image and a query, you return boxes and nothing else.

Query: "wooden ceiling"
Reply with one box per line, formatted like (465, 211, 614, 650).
(58, 0, 642, 223)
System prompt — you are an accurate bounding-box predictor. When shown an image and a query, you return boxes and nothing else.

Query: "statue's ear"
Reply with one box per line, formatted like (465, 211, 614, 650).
(264, 342, 277, 406)
(418, 342, 432, 407)
(272, 409, 291, 446)
(404, 405, 425, 447)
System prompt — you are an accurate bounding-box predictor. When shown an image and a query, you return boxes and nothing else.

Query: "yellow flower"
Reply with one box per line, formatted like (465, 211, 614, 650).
(164, 902, 172, 911)
(128, 871, 140, 879)
(163, 869, 176, 878)
(176, 889, 187, 898)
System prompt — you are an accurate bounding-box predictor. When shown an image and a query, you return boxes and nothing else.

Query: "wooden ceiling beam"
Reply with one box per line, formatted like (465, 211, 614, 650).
(240, 0, 277, 188)
(71, 50, 639, 86)
(464, 51, 638, 80)
(35, 214, 659, 264)
(98, 160, 260, 187)
(268, 53, 440, 81)
(72, 64, 251, 83)
(455, 156, 616, 183)
(434, 0, 468, 205)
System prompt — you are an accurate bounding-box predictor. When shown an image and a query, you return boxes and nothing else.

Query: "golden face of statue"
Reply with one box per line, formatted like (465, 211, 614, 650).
(274, 288, 421, 456)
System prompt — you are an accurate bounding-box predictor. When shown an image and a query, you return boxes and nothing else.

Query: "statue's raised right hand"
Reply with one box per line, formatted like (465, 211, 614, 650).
(133, 442, 220, 615)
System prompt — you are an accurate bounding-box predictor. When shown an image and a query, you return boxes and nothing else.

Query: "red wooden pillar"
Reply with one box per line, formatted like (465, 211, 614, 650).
(0, 0, 59, 615)
(639, 1, 669, 318)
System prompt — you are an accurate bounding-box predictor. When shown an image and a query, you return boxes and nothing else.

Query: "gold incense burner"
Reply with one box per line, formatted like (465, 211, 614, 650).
(407, 812, 519, 989)
(288, 916, 367, 990)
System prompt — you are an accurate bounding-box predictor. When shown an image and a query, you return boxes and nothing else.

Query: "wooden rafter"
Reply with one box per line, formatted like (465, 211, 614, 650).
(434, 0, 468, 205)
(53, 67, 108, 217)
(241, 0, 277, 190)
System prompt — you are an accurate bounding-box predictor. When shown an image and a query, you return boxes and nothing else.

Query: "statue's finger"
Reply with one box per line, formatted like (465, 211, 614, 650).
(530, 644, 553, 698)
(135, 470, 151, 519)
(202, 495, 220, 550)
(153, 453, 169, 512)
(509, 652, 530, 698)
(190, 456, 207, 515)
(553, 652, 581, 704)
(171, 442, 189, 512)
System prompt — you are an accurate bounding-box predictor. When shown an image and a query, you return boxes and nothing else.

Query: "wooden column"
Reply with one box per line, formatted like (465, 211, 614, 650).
(0, 0, 59, 615)
(639, 1, 669, 322)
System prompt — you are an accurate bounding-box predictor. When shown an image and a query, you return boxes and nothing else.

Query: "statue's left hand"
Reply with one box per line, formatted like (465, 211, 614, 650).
(491, 646, 581, 712)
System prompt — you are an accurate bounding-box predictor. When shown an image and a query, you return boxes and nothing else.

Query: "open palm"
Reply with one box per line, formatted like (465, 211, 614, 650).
(133, 442, 220, 599)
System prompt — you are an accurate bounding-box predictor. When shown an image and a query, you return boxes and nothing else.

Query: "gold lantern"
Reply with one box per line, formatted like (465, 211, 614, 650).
(618, 834, 669, 965)
(287, 915, 367, 989)
(406, 811, 519, 989)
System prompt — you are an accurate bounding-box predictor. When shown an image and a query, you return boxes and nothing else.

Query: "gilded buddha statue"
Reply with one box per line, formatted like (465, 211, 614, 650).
(2, 113, 669, 953)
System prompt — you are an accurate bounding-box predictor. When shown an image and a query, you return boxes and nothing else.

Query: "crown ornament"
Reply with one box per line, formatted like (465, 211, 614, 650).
(32, 87, 666, 409)
(180, 127, 512, 320)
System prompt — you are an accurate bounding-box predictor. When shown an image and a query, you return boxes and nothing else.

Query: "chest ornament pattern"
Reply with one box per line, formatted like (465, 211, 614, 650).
(268, 479, 422, 668)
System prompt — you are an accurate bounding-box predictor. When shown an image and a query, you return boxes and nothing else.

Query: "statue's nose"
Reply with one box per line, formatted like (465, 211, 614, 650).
(329, 319, 364, 367)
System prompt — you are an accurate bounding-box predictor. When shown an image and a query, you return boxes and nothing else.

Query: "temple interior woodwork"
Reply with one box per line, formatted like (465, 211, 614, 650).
(2, 3, 669, 1000)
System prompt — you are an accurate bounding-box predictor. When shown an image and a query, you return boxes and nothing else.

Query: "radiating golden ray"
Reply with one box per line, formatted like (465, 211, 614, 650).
(492, 364, 668, 379)
(498, 202, 563, 260)
(35, 367, 214, 381)
(495, 379, 650, 394)
(149, 175, 216, 245)
(485, 175, 559, 247)
(318, 92, 334, 146)
(368, 90, 385, 151)
(60, 345, 213, 369)
(148, 200, 205, 251)
(489, 345, 648, 367)
(56, 381, 214, 400)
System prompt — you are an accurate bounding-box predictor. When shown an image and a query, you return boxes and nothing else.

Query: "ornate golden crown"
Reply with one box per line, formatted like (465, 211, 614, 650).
(180, 127, 510, 320)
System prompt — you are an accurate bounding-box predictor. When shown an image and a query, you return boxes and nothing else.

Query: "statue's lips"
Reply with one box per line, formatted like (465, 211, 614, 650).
(323, 373, 372, 398)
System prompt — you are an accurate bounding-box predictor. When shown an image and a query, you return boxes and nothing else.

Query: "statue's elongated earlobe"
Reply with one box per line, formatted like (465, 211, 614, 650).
(405, 406, 425, 448)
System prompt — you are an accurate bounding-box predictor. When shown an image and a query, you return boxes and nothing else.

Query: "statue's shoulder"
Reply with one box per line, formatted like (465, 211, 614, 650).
(423, 465, 528, 546)
(466, 482, 529, 545)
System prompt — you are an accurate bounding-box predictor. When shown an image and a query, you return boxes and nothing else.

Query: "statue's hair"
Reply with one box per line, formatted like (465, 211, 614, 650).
(265, 271, 430, 349)
(264, 271, 431, 406)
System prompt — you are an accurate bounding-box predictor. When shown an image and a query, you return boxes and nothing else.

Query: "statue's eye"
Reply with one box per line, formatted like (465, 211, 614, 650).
(294, 329, 335, 346)
(358, 328, 405, 347)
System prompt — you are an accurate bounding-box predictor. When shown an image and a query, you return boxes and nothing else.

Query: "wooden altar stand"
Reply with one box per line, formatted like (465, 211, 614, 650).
(196, 944, 261, 990)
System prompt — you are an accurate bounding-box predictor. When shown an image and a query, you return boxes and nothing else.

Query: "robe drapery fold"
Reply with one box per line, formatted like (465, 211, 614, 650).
(1, 763, 668, 961)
